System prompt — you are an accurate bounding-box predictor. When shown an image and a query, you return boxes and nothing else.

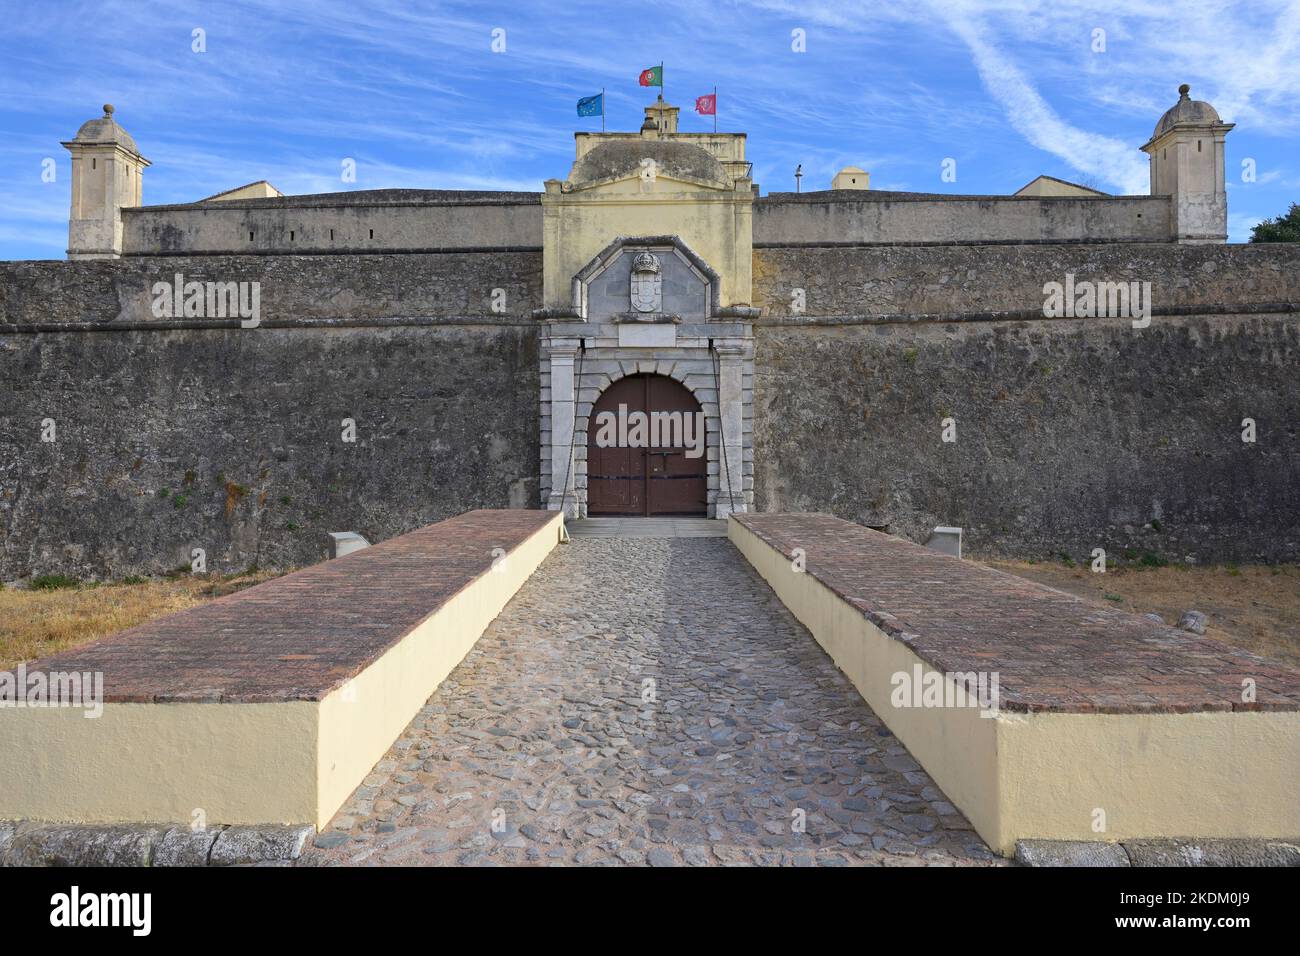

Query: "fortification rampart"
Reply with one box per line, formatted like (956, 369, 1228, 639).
(121, 190, 542, 257)
(1, 242, 1296, 577)
(755, 192, 1173, 246)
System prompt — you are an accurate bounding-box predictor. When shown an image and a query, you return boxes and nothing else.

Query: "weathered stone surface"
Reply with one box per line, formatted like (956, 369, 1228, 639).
(1124, 839, 1300, 867)
(209, 825, 314, 866)
(2, 241, 1298, 577)
(751, 243, 1300, 319)
(1178, 610, 1208, 635)
(1015, 840, 1130, 867)
(3, 824, 167, 867)
(753, 194, 1172, 246)
(0, 252, 542, 326)
(313, 831, 350, 849)
(752, 311, 1300, 563)
(0, 262, 540, 579)
(153, 826, 223, 866)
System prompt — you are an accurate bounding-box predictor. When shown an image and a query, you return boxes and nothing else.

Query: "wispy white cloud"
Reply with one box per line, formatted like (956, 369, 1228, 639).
(0, 0, 1296, 256)
(933, 4, 1150, 194)
(749, 0, 1300, 193)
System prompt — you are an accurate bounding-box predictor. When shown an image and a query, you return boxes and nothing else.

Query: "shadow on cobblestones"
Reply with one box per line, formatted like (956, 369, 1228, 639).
(299, 537, 1005, 867)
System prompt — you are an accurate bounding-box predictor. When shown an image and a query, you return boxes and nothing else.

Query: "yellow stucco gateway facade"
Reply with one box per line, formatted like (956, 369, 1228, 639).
(541, 98, 754, 311)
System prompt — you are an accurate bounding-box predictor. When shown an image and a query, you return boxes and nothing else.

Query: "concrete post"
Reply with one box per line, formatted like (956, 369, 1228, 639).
(714, 343, 746, 518)
(545, 340, 582, 517)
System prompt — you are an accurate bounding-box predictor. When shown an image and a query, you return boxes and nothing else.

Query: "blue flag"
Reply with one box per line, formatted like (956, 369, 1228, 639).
(577, 92, 603, 117)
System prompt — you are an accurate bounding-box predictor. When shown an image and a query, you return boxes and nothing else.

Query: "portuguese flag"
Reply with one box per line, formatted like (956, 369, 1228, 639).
(638, 64, 663, 88)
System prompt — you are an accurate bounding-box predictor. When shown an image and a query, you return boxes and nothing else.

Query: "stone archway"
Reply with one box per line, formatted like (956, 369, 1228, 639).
(587, 373, 708, 516)
(538, 235, 754, 520)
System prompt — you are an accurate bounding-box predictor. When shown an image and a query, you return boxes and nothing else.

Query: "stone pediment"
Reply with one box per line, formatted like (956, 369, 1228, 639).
(565, 141, 731, 193)
(569, 235, 720, 321)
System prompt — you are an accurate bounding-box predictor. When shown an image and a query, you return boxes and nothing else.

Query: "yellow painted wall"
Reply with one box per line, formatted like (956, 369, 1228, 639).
(542, 180, 753, 310)
(316, 512, 563, 827)
(1014, 175, 1105, 197)
(0, 513, 564, 828)
(0, 701, 318, 825)
(202, 180, 283, 202)
(728, 519, 1003, 844)
(997, 709, 1300, 849)
(729, 518, 1300, 855)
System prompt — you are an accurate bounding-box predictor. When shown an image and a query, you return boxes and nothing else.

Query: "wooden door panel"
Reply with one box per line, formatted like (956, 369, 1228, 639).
(587, 374, 707, 517)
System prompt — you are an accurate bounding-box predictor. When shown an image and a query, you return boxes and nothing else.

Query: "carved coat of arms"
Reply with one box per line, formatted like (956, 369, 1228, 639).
(629, 251, 662, 313)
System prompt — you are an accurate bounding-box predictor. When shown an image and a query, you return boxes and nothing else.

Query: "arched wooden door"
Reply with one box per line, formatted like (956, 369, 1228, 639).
(587, 374, 708, 516)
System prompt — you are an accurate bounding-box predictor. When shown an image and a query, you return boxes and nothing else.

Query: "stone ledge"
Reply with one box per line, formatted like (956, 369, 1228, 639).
(0, 822, 313, 867)
(1016, 838, 1300, 867)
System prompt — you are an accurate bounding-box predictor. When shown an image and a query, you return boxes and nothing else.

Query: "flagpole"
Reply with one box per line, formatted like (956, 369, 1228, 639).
(661, 61, 665, 102)
(601, 87, 605, 133)
(713, 85, 717, 133)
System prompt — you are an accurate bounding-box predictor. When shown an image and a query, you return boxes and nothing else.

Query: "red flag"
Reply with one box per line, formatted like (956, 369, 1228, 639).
(695, 93, 716, 116)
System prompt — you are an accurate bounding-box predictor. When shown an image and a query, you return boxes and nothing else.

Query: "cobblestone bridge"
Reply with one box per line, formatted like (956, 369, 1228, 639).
(301, 531, 1002, 867)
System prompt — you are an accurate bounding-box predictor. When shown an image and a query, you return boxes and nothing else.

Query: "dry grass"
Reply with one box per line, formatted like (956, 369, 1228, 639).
(0, 572, 282, 670)
(982, 560, 1300, 666)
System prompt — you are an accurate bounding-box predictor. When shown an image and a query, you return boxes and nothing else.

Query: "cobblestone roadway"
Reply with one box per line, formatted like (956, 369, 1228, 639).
(300, 537, 1003, 867)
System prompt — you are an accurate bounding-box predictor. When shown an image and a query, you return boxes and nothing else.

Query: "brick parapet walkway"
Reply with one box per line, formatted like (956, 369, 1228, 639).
(735, 513, 1300, 714)
(26, 510, 555, 703)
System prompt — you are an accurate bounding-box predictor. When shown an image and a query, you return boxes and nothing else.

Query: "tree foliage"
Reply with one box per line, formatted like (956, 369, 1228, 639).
(1249, 203, 1300, 243)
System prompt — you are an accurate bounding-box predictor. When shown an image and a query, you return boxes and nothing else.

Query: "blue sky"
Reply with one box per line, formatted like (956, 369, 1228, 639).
(1, 0, 1297, 258)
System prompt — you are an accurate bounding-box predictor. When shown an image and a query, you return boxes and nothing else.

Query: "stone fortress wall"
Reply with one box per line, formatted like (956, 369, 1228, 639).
(2, 86, 1294, 577)
(3, 239, 1297, 577)
(754, 192, 1173, 245)
(0, 253, 542, 578)
(116, 188, 1174, 257)
(750, 242, 1300, 563)
(121, 190, 544, 256)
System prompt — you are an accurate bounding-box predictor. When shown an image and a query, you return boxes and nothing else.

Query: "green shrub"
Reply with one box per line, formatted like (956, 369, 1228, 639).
(32, 573, 79, 590)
